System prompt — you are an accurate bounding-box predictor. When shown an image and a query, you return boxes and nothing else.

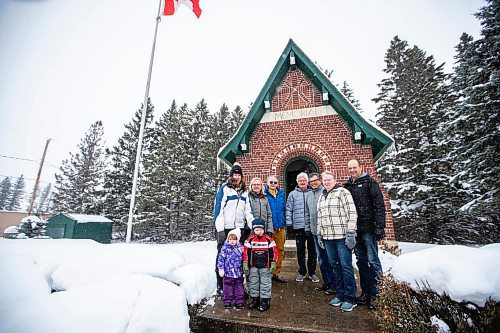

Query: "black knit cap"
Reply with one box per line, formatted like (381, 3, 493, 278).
(229, 163, 243, 177)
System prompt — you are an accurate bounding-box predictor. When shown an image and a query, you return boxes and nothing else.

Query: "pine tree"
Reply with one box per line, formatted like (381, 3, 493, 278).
(103, 99, 154, 226)
(208, 104, 232, 188)
(340, 81, 363, 112)
(53, 121, 107, 214)
(35, 183, 52, 214)
(447, 0, 500, 216)
(374, 36, 456, 243)
(6, 175, 25, 211)
(177, 99, 212, 240)
(0, 177, 12, 210)
(138, 100, 183, 241)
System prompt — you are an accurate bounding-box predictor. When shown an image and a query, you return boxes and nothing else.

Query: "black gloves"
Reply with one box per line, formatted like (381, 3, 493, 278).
(305, 230, 311, 238)
(374, 227, 385, 241)
(266, 232, 274, 238)
(286, 226, 294, 237)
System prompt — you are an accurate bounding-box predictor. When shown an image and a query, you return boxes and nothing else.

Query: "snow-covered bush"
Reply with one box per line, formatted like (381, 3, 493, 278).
(374, 273, 499, 333)
(17, 215, 47, 238)
(3, 225, 19, 239)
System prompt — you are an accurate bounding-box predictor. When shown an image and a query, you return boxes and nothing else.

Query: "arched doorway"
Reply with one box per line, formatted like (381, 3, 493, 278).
(284, 157, 319, 198)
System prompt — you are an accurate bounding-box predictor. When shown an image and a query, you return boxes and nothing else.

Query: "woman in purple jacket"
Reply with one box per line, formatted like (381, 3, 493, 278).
(217, 228, 245, 309)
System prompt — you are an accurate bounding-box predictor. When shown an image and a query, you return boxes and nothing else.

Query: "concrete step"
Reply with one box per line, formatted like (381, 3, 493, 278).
(191, 257, 378, 333)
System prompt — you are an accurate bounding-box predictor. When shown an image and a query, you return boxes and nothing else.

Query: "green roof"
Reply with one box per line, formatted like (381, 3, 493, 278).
(218, 39, 393, 165)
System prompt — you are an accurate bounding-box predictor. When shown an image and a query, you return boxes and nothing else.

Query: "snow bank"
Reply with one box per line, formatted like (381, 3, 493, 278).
(0, 239, 217, 333)
(392, 243, 500, 306)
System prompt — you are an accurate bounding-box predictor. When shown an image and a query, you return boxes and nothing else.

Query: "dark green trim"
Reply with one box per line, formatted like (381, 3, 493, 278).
(218, 39, 393, 165)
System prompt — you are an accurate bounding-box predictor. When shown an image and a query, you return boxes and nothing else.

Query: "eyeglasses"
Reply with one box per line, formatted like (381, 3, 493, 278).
(269, 181, 278, 184)
(310, 179, 320, 183)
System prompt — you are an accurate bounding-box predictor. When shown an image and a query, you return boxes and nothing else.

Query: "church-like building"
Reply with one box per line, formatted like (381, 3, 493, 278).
(218, 39, 395, 241)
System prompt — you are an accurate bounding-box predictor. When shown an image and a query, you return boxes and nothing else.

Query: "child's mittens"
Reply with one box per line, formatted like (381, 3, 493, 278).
(270, 262, 277, 273)
(243, 262, 249, 275)
(218, 269, 225, 277)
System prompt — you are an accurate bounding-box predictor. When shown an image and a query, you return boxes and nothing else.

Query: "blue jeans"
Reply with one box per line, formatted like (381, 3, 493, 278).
(354, 233, 382, 299)
(313, 235, 335, 290)
(324, 238, 356, 303)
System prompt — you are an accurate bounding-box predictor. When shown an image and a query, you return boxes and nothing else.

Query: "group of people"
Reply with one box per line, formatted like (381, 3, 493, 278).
(213, 159, 386, 313)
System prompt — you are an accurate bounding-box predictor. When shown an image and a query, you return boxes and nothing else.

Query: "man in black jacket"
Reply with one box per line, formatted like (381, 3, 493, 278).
(344, 159, 386, 310)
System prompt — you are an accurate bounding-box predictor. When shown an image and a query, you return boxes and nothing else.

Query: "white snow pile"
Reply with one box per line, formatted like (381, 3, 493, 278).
(380, 242, 500, 306)
(0, 239, 217, 333)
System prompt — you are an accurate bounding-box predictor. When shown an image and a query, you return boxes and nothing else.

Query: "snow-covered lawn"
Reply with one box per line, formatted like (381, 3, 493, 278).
(0, 239, 498, 333)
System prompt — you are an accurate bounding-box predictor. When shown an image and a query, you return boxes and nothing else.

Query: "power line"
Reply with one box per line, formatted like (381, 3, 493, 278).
(0, 125, 50, 140)
(0, 154, 58, 169)
(0, 174, 51, 184)
(0, 154, 39, 163)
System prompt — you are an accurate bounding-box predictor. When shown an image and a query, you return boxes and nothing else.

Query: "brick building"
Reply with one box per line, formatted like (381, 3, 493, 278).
(218, 39, 396, 241)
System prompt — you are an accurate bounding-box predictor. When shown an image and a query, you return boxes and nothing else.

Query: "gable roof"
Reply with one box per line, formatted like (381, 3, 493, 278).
(218, 39, 394, 165)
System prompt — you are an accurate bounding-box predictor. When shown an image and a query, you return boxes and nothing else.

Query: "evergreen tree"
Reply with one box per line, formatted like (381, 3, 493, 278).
(138, 100, 183, 241)
(340, 81, 363, 112)
(35, 183, 52, 215)
(103, 99, 154, 225)
(0, 177, 12, 210)
(177, 99, 212, 239)
(17, 216, 47, 238)
(208, 104, 233, 188)
(53, 121, 107, 214)
(374, 36, 456, 243)
(6, 175, 25, 211)
(447, 0, 500, 216)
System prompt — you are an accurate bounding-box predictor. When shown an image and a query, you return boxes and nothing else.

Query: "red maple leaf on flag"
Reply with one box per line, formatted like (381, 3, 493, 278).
(163, 0, 202, 18)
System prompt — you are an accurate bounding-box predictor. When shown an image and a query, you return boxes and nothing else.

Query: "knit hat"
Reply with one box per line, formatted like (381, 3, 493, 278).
(252, 218, 266, 230)
(227, 228, 241, 242)
(229, 163, 243, 177)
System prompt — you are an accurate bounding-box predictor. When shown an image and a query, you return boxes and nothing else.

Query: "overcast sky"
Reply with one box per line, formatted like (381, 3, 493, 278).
(0, 0, 483, 202)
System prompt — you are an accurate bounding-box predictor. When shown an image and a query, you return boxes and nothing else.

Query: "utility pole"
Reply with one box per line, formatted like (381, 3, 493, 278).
(27, 138, 51, 215)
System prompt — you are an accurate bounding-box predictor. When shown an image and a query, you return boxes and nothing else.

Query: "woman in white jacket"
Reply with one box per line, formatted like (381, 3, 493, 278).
(213, 163, 254, 295)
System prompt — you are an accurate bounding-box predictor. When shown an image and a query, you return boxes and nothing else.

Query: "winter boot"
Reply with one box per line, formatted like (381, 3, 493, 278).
(258, 298, 270, 312)
(249, 297, 260, 310)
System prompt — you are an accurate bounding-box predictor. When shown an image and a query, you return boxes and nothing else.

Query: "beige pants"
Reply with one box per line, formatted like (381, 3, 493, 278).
(273, 228, 286, 276)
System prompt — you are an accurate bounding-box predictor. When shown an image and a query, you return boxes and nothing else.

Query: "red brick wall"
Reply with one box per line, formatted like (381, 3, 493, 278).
(235, 68, 395, 241)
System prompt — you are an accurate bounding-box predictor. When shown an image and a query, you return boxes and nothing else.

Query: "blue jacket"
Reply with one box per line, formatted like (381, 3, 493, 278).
(265, 186, 286, 229)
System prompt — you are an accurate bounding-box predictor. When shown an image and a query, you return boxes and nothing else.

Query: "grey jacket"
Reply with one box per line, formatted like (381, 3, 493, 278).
(249, 191, 273, 233)
(286, 186, 312, 229)
(305, 185, 324, 235)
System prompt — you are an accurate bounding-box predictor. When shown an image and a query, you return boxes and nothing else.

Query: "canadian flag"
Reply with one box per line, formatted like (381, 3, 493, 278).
(163, 0, 202, 18)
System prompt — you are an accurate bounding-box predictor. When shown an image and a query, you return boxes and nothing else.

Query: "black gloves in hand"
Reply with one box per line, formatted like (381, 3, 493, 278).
(286, 226, 294, 237)
(266, 232, 274, 238)
(374, 227, 385, 241)
(305, 230, 311, 237)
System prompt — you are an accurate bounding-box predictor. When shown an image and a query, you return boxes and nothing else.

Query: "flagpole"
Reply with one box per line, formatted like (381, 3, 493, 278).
(126, 0, 163, 243)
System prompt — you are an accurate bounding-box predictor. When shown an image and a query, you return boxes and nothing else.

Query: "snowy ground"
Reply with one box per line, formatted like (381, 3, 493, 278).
(0, 239, 498, 333)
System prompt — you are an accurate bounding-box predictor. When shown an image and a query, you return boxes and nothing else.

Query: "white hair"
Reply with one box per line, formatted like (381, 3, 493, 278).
(296, 172, 309, 182)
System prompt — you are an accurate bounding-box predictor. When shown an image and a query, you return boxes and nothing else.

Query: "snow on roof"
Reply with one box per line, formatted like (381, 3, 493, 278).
(65, 214, 113, 223)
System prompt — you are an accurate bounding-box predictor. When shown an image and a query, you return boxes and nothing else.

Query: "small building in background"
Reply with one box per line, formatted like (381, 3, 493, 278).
(45, 213, 113, 244)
